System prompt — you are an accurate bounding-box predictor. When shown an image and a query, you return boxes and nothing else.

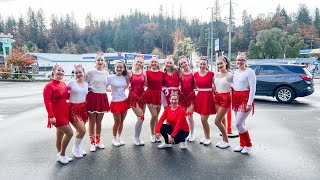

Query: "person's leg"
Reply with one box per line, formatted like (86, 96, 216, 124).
(117, 110, 127, 135)
(57, 125, 74, 156)
(88, 113, 96, 147)
(113, 113, 121, 137)
(160, 124, 173, 144)
(173, 130, 189, 144)
(132, 104, 144, 140)
(95, 113, 104, 146)
(200, 115, 210, 139)
(71, 121, 86, 157)
(56, 129, 64, 152)
(117, 111, 127, 146)
(186, 104, 195, 140)
(214, 106, 229, 142)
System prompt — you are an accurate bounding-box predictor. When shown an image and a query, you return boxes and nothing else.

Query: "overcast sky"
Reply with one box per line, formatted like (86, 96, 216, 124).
(0, 0, 319, 27)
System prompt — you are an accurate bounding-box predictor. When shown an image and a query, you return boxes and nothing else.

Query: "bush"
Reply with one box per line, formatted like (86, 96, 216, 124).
(20, 75, 29, 80)
(0, 67, 11, 79)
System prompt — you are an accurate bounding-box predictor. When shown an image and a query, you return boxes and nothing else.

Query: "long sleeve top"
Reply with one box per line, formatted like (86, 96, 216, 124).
(233, 68, 256, 105)
(85, 69, 109, 94)
(43, 80, 68, 118)
(156, 106, 190, 138)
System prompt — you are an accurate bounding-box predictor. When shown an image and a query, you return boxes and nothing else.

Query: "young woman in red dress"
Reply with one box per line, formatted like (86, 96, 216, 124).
(85, 52, 110, 152)
(194, 56, 216, 146)
(43, 64, 73, 164)
(145, 56, 164, 143)
(162, 55, 180, 108)
(178, 56, 196, 142)
(128, 55, 147, 146)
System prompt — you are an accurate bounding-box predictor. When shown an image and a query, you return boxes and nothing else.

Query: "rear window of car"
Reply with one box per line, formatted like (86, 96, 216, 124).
(303, 68, 313, 76)
(283, 66, 305, 74)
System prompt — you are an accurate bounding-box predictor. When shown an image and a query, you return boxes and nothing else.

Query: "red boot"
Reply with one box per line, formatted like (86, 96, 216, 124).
(234, 133, 245, 152)
(243, 131, 252, 147)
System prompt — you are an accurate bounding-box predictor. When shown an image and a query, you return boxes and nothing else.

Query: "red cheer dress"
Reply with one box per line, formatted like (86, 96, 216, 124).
(194, 71, 216, 115)
(162, 72, 180, 106)
(179, 73, 195, 108)
(145, 70, 164, 106)
(43, 80, 69, 128)
(128, 73, 147, 108)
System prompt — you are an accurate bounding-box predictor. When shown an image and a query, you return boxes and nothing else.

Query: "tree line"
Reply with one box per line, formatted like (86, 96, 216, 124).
(0, 3, 319, 59)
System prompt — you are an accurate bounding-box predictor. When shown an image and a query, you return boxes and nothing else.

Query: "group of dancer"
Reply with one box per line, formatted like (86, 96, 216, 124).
(43, 51, 256, 165)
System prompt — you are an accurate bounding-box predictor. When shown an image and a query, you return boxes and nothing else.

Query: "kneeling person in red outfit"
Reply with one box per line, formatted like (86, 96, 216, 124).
(155, 92, 190, 149)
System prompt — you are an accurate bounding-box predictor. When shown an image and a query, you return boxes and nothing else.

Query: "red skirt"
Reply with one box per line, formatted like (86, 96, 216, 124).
(110, 99, 131, 114)
(69, 102, 88, 123)
(179, 91, 195, 108)
(215, 92, 231, 109)
(232, 90, 254, 114)
(194, 91, 216, 115)
(145, 89, 162, 106)
(128, 91, 147, 108)
(47, 100, 69, 128)
(86, 91, 110, 114)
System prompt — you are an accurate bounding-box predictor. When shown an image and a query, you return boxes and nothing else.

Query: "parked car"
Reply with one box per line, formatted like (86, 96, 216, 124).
(248, 64, 314, 103)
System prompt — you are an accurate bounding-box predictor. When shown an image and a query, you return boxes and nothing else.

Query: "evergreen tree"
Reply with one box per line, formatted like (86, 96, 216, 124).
(314, 8, 320, 35)
(297, 4, 312, 26)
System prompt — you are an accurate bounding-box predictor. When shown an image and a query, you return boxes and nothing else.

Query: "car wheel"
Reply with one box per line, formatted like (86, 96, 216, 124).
(275, 86, 295, 103)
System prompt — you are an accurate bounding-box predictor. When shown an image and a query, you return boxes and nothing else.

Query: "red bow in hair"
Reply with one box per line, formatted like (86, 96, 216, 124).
(74, 64, 82, 68)
(200, 56, 208, 60)
(96, 52, 104, 56)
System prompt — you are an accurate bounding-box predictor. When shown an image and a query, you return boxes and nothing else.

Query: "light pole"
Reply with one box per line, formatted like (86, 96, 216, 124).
(207, 7, 214, 71)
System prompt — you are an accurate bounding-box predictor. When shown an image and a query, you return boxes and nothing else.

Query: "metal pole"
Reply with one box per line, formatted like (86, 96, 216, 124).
(210, 7, 214, 71)
(228, 0, 232, 61)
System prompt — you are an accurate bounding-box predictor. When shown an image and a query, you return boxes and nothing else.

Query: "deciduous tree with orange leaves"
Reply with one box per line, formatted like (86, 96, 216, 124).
(5, 49, 35, 70)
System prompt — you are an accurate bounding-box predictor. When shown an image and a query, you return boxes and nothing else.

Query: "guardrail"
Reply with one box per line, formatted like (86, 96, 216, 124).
(0, 72, 74, 81)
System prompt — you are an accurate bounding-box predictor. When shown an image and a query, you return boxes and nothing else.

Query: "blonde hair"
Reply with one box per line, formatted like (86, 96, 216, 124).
(95, 52, 108, 70)
(132, 55, 144, 70)
(149, 56, 160, 70)
(163, 55, 174, 72)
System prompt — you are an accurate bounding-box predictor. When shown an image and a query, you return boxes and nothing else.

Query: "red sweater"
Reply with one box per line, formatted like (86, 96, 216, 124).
(156, 106, 190, 137)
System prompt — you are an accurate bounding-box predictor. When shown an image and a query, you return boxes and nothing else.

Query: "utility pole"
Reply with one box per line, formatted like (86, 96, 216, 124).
(228, 0, 232, 61)
(210, 7, 214, 71)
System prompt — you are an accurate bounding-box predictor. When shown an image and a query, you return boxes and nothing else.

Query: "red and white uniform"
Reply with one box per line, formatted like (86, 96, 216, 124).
(85, 69, 110, 113)
(67, 80, 89, 123)
(107, 75, 130, 114)
(214, 73, 232, 109)
(232, 68, 256, 113)
(145, 70, 164, 106)
(43, 80, 69, 128)
(194, 71, 216, 115)
(155, 106, 190, 137)
(162, 72, 180, 106)
(179, 73, 195, 108)
(128, 73, 147, 108)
